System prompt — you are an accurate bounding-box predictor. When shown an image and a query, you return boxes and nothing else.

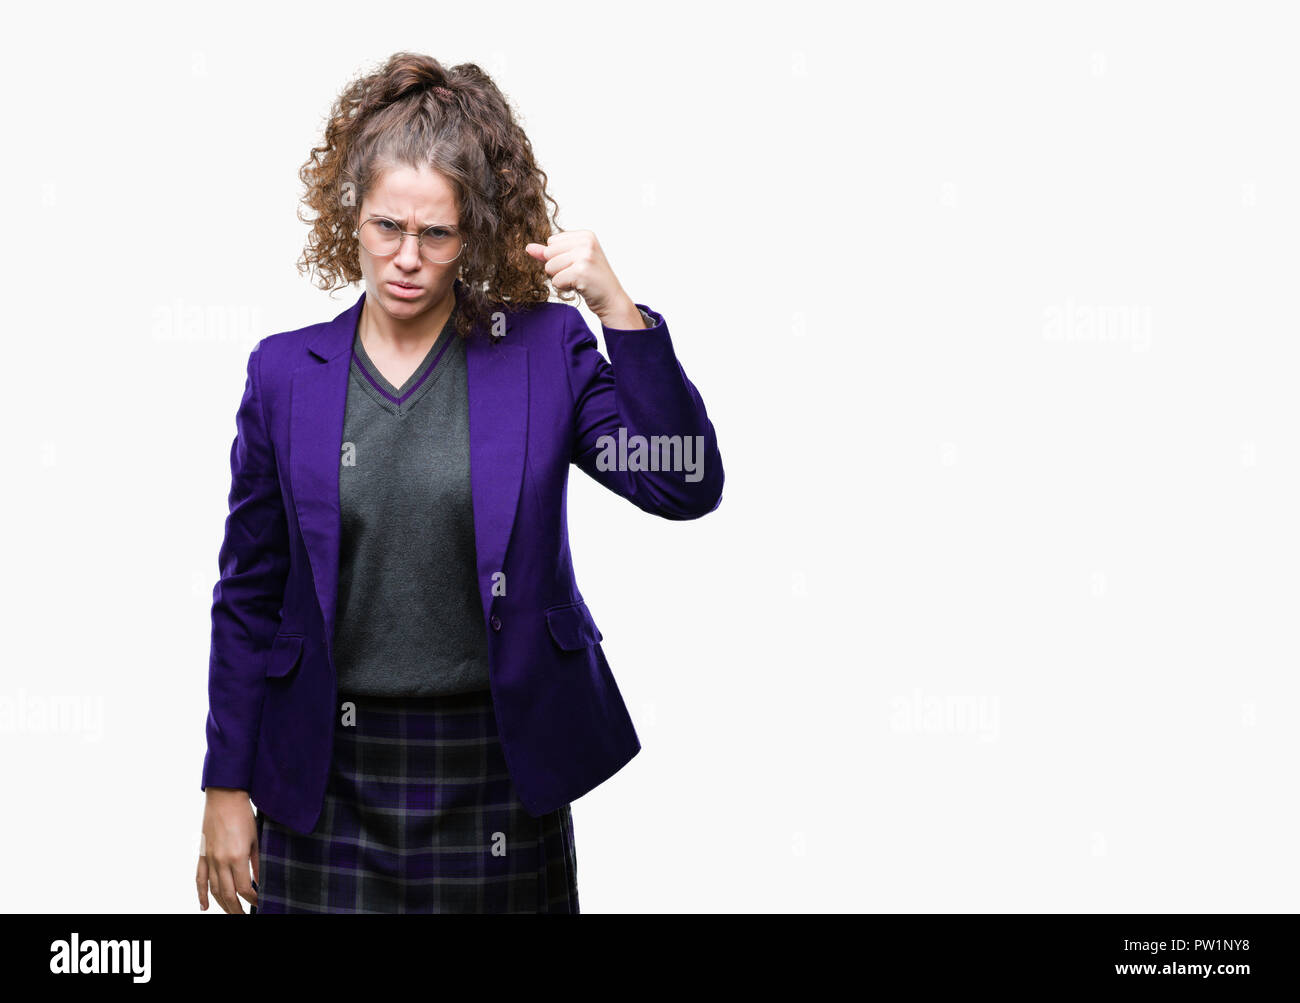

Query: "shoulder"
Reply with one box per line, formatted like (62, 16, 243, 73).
(492, 299, 581, 342)
(472, 299, 596, 361)
(246, 309, 340, 368)
(240, 316, 336, 393)
(256, 317, 331, 354)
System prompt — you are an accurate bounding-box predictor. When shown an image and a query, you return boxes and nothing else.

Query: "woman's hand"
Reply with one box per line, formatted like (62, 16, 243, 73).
(525, 230, 645, 329)
(196, 788, 259, 913)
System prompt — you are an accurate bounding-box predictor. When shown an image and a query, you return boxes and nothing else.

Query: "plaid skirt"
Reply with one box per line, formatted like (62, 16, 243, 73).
(251, 687, 578, 913)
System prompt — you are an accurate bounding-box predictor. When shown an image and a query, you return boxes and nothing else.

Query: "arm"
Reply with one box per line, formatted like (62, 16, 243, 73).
(561, 303, 725, 519)
(200, 339, 291, 793)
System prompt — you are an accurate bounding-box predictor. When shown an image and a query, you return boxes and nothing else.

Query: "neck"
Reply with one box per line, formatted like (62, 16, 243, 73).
(360, 282, 456, 352)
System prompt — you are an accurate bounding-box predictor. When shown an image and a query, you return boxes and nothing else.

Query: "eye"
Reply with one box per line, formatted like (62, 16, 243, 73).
(423, 226, 455, 240)
(373, 218, 399, 232)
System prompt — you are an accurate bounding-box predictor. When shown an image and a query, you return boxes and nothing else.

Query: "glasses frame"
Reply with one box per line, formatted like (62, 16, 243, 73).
(352, 215, 467, 265)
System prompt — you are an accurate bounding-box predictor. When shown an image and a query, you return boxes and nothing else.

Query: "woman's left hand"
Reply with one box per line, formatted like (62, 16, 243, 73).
(525, 230, 644, 329)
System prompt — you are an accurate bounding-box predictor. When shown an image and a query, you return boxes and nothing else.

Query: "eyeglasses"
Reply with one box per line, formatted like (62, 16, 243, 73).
(353, 216, 465, 265)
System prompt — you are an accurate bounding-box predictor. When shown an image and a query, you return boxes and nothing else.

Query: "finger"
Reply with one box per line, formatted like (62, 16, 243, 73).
(196, 854, 210, 911)
(240, 836, 259, 910)
(550, 262, 589, 295)
(549, 239, 597, 269)
(545, 230, 589, 254)
(210, 858, 230, 913)
(216, 860, 243, 915)
(236, 865, 258, 911)
(224, 863, 247, 915)
(540, 250, 579, 279)
(527, 234, 570, 259)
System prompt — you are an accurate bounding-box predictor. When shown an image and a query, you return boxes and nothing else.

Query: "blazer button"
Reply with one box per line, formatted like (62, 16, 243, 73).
(490, 615, 502, 631)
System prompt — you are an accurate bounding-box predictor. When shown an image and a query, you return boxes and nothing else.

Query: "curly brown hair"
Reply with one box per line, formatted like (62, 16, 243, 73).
(296, 51, 573, 339)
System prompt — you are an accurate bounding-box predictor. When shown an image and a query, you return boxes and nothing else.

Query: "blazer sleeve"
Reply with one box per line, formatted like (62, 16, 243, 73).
(561, 302, 724, 519)
(200, 339, 291, 794)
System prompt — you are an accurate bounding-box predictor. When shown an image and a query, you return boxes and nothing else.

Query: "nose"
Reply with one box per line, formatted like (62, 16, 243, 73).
(394, 232, 422, 268)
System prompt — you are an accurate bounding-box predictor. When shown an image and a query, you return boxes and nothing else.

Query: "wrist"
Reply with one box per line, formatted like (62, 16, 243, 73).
(598, 295, 645, 330)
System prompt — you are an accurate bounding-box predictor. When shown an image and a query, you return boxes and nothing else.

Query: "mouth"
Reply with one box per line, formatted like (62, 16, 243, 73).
(388, 281, 421, 290)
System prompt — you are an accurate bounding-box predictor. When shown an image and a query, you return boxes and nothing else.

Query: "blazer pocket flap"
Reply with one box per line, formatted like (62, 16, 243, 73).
(545, 602, 603, 651)
(265, 633, 304, 678)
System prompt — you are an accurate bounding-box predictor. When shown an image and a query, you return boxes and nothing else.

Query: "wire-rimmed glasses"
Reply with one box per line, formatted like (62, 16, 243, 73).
(353, 216, 465, 265)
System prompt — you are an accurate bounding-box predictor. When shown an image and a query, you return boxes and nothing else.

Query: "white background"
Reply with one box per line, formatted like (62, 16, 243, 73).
(2, 1, 1296, 912)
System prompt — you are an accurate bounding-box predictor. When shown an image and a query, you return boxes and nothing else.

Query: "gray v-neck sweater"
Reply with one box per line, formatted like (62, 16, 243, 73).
(331, 305, 491, 696)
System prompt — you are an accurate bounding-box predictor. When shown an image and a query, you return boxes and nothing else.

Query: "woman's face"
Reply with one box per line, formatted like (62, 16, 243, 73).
(356, 164, 461, 321)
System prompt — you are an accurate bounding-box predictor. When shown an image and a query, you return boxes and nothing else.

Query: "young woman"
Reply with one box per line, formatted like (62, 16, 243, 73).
(194, 52, 724, 914)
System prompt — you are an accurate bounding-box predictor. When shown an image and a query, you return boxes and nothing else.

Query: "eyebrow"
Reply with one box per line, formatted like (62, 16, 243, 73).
(371, 211, 458, 229)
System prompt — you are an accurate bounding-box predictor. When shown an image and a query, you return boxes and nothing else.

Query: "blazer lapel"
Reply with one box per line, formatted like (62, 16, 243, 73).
(289, 287, 529, 663)
(290, 293, 361, 659)
(465, 325, 528, 629)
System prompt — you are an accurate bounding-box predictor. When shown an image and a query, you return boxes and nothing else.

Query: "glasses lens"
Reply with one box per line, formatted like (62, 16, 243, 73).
(358, 219, 463, 264)
(358, 218, 401, 256)
(420, 225, 462, 264)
